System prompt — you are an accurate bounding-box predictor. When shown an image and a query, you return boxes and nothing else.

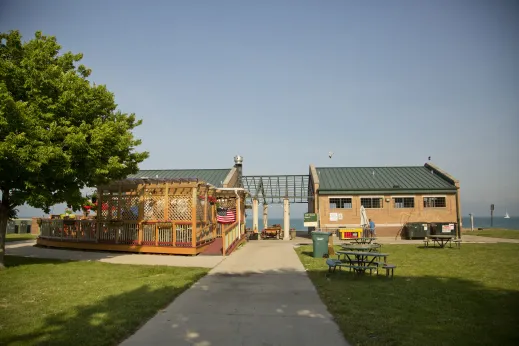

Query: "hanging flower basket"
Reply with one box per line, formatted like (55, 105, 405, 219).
(199, 195, 217, 205)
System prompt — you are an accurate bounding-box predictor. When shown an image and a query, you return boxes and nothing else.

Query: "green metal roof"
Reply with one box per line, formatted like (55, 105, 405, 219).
(316, 166, 456, 193)
(126, 169, 231, 187)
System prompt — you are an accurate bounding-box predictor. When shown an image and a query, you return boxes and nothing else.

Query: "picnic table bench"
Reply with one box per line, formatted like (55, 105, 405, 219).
(423, 235, 459, 248)
(261, 225, 282, 239)
(331, 250, 396, 277)
(340, 243, 381, 252)
(346, 237, 377, 244)
(326, 258, 378, 275)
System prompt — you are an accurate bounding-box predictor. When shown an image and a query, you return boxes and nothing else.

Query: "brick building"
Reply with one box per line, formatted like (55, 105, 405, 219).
(308, 163, 461, 237)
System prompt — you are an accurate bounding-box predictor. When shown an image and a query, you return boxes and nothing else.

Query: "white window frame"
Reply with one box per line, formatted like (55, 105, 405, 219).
(329, 196, 353, 209)
(360, 195, 384, 209)
(423, 195, 447, 208)
(392, 196, 415, 209)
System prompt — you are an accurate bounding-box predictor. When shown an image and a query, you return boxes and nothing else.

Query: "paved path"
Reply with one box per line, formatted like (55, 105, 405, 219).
(119, 240, 349, 346)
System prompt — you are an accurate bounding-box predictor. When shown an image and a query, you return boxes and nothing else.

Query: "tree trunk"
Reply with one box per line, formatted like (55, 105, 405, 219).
(0, 191, 10, 270)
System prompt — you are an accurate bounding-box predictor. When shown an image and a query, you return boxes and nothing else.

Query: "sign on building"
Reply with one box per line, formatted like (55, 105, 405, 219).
(304, 213, 318, 227)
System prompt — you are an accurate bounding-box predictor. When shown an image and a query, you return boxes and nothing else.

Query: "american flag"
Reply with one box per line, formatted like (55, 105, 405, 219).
(216, 207, 236, 223)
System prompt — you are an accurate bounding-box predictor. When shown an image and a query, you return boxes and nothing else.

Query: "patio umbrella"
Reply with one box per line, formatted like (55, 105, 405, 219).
(360, 205, 369, 228)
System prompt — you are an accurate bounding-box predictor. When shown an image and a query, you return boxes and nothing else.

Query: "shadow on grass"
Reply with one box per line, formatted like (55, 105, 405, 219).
(3, 255, 72, 267)
(296, 248, 519, 346)
(1, 258, 207, 346)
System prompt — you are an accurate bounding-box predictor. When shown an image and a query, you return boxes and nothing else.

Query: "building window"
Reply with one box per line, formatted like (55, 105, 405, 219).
(423, 197, 446, 208)
(360, 197, 383, 209)
(394, 197, 414, 208)
(329, 198, 352, 209)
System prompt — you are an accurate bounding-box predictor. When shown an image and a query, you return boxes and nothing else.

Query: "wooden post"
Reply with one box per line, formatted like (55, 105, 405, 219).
(203, 188, 208, 223)
(164, 183, 169, 221)
(212, 202, 217, 239)
(108, 192, 113, 221)
(117, 185, 122, 220)
(155, 223, 159, 246)
(96, 189, 102, 243)
(192, 186, 197, 248)
(222, 226, 227, 257)
(138, 184, 144, 245)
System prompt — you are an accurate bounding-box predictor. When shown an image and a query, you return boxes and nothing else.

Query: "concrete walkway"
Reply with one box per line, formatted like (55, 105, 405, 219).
(119, 240, 349, 346)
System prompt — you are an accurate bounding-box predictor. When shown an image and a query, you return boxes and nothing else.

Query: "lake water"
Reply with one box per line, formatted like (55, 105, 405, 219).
(246, 216, 519, 231)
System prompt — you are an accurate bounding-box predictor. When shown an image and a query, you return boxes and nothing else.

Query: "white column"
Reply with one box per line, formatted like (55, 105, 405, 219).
(263, 204, 268, 229)
(252, 198, 259, 233)
(283, 198, 290, 240)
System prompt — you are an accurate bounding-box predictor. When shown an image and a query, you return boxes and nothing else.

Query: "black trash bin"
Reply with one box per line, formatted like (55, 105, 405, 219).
(430, 222, 457, 236)
(404, 222, 429, 239)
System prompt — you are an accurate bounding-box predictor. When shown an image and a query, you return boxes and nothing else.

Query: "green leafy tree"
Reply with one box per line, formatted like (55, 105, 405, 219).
(0, 30, 149, 268)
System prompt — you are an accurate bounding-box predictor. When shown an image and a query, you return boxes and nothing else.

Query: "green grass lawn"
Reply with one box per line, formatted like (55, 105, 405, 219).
(5, 233, 38, 242)
(0, 256, 208, 346)
(296, 244, 519, 346)
(463, 229, 519, 239)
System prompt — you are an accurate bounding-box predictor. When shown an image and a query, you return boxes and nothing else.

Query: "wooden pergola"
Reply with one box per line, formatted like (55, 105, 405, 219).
(37, 178, 247, 256)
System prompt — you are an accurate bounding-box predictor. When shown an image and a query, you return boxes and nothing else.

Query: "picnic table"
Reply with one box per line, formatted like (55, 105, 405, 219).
(425, 235, 455, 248)
(334, 250, 389, 275)
(261, 226, 282, 239)
(340, 243, 381, 252)
(346, 237, 377, 244)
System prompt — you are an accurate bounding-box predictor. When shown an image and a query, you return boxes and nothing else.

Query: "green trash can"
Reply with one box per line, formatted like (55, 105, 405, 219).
(311, 231, 331, 258)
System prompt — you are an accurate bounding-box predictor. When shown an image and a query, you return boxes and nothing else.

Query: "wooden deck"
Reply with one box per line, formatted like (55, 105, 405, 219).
(36, 237, 214, 255)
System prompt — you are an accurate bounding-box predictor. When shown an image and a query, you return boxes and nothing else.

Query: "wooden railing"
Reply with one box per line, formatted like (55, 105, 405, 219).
(222, 221, 242, 255)
(38, 219, 208, 248)
(40, 219, 98, 242)
(196, 222, 214, 246)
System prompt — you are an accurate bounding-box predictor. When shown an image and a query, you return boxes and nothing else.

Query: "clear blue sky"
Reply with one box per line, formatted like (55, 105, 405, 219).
(1, 0, 518, 218)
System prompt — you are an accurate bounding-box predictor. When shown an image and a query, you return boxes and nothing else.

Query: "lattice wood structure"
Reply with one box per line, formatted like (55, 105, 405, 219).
(37, 178, 246, 255)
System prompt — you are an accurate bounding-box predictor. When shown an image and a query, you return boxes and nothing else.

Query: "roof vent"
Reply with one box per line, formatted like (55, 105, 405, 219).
(393, 184, 400, 189)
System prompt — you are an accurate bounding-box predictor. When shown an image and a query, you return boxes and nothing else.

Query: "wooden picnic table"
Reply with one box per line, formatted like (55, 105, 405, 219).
(261, 227, 282, 239)
(340, 243, 381, 252)
(335, 250, 389, 275)
(425, 235, 455, 248)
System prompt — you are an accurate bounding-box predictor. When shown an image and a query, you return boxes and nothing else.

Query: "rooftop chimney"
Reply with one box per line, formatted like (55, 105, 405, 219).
(234, 155, 243, 187)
